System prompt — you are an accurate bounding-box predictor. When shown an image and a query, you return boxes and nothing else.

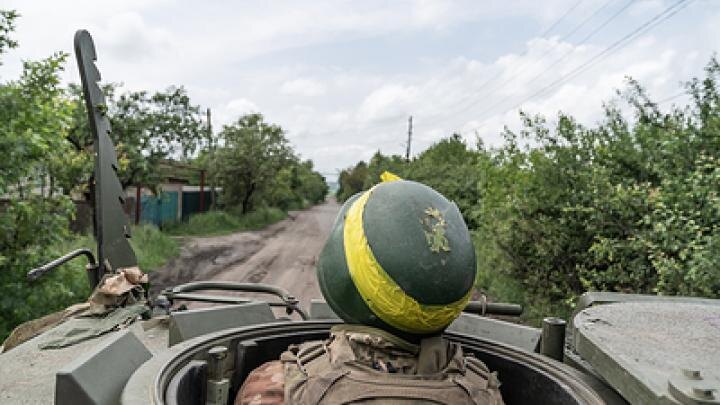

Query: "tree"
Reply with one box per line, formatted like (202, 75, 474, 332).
(0, 10, 18, 58)
(336, 161, 368, 202)
(63, 84, 207, 202)
(212, 113, 294, 213)
(363, 151, 407, 189)
(0, 11, 89, 341)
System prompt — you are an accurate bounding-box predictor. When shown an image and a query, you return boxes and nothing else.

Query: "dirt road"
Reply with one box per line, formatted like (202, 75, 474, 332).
(150, 199, 340, 312)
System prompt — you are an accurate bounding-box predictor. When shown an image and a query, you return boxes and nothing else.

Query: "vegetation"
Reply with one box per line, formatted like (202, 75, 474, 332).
(164, 208, 287, 237)
(0, 224, 178, 342)
(338, 60, 720, 324)
(211, 113, 328, 213)
(62, 83, 208, 204)
(130, 225, 181, 271)
(0, 11, 327, 342)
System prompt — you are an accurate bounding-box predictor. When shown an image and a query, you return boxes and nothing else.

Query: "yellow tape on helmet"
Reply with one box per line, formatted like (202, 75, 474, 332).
(380, 171, 402, 182)
(343, 187, 471, 334)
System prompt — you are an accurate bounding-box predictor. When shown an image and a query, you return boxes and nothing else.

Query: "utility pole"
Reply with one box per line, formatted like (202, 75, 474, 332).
(206, 108, 216, 209)
(406, 115, 413, 162)
(206, 108, 213, 149)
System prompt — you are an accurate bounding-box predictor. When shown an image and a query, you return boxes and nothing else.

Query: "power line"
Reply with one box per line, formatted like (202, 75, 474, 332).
(474, 0, 635, 122)
(485, 0, 620, 99)
(558, 0, 616, 42)
(539, 0, 587, 37)
(512, 0, 691, 107)
(472, 0, 691, 128)
(436, 0, 587, 121)
(431, 0, 614, 129)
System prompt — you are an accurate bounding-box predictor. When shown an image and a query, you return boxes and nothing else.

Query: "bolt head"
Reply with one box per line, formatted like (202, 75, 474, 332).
(692, 386, 716, 400)
(682, 368, 702, 380)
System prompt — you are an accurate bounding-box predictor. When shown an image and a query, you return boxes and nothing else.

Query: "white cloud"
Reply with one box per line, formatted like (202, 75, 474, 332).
(358, 84, 419, 122)
(214, 98, 259, 128)
(0, 0, 714, 180)
(94, 12, 175, 61)
(280, 78, 326, 97)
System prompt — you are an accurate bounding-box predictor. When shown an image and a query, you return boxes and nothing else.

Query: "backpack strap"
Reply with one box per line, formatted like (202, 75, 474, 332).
(454, 356, 504, 405)
(302, 369, 349, 404)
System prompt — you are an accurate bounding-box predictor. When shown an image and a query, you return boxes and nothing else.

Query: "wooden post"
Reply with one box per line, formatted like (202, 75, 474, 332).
(135, 184, 141, 225)
(199, 170, 206, 212)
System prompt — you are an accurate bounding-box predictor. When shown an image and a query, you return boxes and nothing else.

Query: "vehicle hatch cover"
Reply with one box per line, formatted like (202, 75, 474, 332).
(572, 302, 720, 404)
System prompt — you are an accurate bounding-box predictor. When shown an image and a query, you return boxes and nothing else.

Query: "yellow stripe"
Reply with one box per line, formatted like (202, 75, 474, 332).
(380, 171, 402, 182)
(343, 187, 471, 334)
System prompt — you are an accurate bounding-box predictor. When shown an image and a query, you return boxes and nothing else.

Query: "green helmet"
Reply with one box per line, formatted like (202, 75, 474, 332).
(317, 177, 476, 339)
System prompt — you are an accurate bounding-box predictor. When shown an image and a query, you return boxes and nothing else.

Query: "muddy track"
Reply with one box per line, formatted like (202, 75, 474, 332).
(149, 200, 340, 311)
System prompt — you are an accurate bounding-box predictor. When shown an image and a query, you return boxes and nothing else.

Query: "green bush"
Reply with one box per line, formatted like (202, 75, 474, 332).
(336, 59, 720, 320)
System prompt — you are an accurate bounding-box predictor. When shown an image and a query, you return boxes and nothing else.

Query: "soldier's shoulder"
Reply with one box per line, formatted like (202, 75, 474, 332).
(234, 360, 284, 405)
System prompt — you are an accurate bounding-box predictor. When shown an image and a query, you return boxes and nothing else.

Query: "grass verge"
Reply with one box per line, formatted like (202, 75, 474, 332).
(164, 207, 287, 237)
(129, 224, 180, 272)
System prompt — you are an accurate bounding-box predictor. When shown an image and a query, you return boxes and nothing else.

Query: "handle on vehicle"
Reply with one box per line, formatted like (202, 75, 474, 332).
(27, 248, 98, 282)
(161, 281, 309, 319)
(464, 300, 523, 316)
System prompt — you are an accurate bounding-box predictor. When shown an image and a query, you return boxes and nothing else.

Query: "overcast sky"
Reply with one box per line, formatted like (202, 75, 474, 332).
(1, 0, 717, 180)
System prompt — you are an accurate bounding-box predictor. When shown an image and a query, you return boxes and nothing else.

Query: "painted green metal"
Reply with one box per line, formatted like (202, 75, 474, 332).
(448, 313, 541, 353)
(572, 301, 720, 404)
(168, 303, 276, 346)
(74, 30, 136, 284)
(55, 330, 151, 405)
(162, 281, 308, 319)
(26, 248, 97, 283)
(182, 190, 213, 220)
(309, 299, 340, 319)
(540, 317, 566, 362)
(464, 300, 523, 316)
(140, 192, 178, 226)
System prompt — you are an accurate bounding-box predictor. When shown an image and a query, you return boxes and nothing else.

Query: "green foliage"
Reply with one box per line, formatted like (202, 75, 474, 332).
(0, 10, 18, 58)
(339, 59, 720, 319)
(0, 223, 179, 342)
(64, 84, 207, 197)
(336, 161, 369, 202)
(164, 207, 287, 236)
(0, 12, 87, 341)
(0, 198, 89, 343)
(211, 113, 327, 213)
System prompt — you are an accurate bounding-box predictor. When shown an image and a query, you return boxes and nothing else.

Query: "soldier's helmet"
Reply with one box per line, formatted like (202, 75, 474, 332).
(317, 173, 476, 339)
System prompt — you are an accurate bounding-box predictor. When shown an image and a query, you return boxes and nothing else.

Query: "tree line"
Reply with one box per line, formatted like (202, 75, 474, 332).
(0, 10, 327, 341)
(337, 61, 720, 320)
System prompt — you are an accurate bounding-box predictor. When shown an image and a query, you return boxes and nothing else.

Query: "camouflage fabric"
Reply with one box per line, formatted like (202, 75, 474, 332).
(235, 360, 284, 405)
(235, 325, 505, 404)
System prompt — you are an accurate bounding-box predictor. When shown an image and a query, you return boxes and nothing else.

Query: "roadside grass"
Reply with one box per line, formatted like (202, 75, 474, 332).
(49, 224, 180, 276)
(164, 207, 287, 237)
(129, 224, 180, 272)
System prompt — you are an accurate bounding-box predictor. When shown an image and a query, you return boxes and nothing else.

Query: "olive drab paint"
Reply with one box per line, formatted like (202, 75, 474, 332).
(75, 30, 137, 286)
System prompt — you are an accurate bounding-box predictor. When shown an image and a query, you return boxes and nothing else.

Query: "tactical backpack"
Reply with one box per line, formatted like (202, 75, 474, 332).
(281, 326, 505, 405)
